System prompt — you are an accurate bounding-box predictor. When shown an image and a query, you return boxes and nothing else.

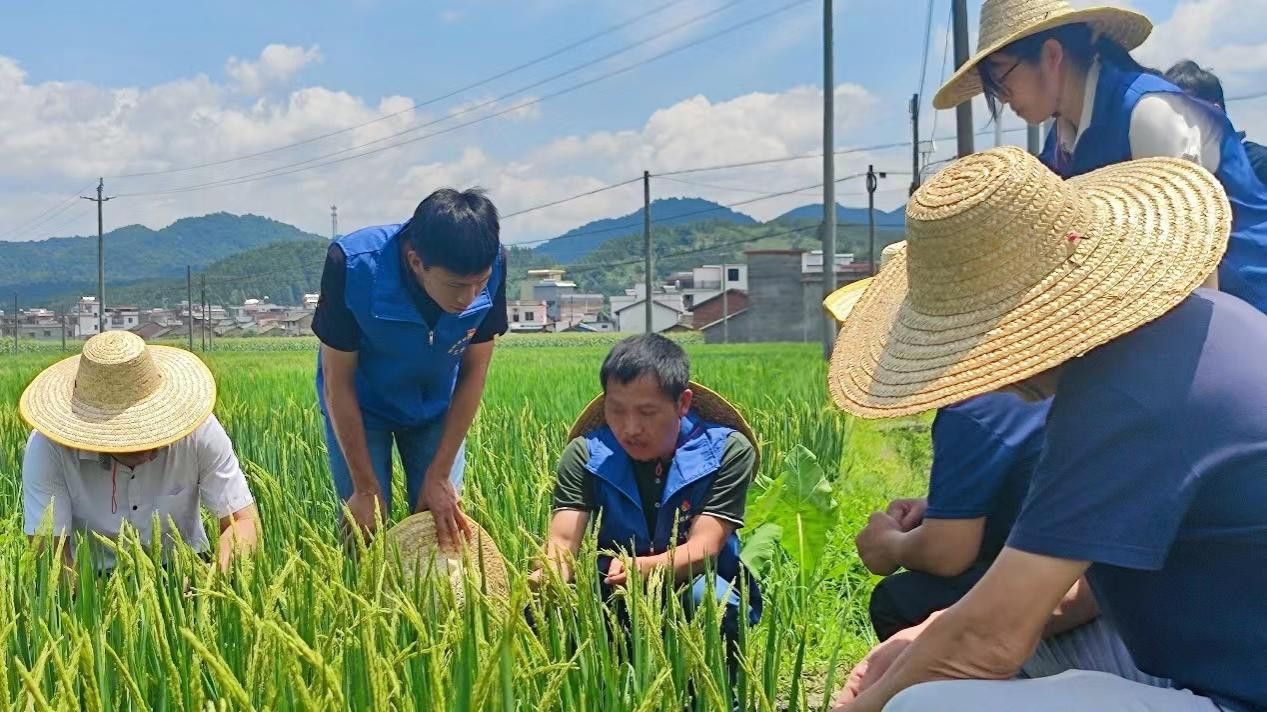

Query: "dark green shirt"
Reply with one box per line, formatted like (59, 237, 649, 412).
(552, 432, 756, 535)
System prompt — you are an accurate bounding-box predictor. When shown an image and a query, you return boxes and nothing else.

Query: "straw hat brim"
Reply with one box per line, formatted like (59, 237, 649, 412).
(828, 156, 1229, 418)
(932, 7, 1153, 110)
(568, 381, 760, 472)
(18, 346, 216, 453)
(386, 512, 510, 599)
(823, 277, 874, 325)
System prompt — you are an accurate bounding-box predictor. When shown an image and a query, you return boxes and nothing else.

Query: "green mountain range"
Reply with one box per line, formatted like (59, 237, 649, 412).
(2, 212, 324, 309)
(8, 205, 906, 311)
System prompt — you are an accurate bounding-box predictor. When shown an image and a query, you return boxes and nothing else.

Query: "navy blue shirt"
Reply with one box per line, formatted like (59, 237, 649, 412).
(1009, 290, 1267, 711)
(926, 393, 1050, 562)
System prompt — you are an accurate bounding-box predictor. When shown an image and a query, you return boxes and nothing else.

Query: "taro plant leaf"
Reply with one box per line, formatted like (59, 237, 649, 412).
(741, 445, 839, 579)
(737, 522, 782, 576)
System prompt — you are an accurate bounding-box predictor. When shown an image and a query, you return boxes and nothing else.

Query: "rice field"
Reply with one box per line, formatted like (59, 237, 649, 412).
(0, 339, 931, 711)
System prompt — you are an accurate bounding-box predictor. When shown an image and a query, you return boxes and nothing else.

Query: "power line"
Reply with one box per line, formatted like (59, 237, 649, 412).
(113, 0, 807, 199)
(917, 0, 936, 104)
(0, 183, 96, 241)
(501, 177, 644, 220)
(108, 0, 700, 180)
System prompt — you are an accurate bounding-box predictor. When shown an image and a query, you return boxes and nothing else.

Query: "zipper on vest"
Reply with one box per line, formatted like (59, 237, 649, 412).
(429, 330, 434, 346)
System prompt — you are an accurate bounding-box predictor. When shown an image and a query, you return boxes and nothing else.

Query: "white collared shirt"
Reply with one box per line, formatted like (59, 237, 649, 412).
(22, 413, 254, 568)
(1056, 59, 1223, 172)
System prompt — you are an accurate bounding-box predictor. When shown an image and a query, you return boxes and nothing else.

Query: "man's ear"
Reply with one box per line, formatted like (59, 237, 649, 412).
(677, 388, 693, 417)
(404, 247, 427, 275)
(1042, 38, 1064, 74)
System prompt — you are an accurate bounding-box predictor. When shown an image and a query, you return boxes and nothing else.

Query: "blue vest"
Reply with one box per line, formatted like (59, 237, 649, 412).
(584, 412, 761, 621)
(316, 223, 504, 430)
(1040, 60, 1267, 313)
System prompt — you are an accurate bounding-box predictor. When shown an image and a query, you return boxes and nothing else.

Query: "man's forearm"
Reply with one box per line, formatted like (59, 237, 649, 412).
(640, 534, 726, 584)
(1043, 577, 1100, 636)
(325, 382, 379, 493)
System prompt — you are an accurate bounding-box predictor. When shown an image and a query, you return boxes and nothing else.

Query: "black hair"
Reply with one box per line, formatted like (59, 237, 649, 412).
(1164, 59, 1226, 108)
(980, 22, 1158, 118)
(404, 188, 500, 276)
(599, 334, 690, 401)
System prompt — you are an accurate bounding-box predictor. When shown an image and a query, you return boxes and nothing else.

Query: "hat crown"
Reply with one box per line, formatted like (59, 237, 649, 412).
(74, 332, 163, 409)
(979, 0, 1076, 50)
(904, 147, 1083, 316)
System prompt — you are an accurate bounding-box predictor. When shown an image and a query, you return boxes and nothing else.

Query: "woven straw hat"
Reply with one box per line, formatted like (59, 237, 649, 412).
(933, 0, 1152, 110)
(822, 241, 907, 325)
(828, 146, 1229, 419)
(568, 381, 760, 471)
(19, 331, 216, 453)
(386, 511, 511, 601)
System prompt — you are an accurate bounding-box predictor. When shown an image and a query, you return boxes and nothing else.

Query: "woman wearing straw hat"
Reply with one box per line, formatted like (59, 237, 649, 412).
(19, 331, 260, 573)
(827, 148, 1267, 712)
(530, 334, 761, 686)
(934, 0, 1267, 313)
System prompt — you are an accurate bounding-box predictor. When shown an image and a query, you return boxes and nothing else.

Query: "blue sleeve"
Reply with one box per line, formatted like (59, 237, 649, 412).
(1007, 383, 1192, 570)
(924, 408, 1020, 520)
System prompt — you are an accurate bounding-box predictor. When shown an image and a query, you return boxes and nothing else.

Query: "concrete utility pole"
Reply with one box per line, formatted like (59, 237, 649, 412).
(331, 205, 339, 240)
(1027, 124, 1042, 155)
(187, 266, 194, 351)
(952, 0, 974, 158)
(867, 165, 878, 276)
(643, 170, 653, 334)
(12, 294, 17, 355)
(81, 178, 113, 334)
(721, 263, 729, 345)
(59, 311, 66, 352)
(200, 275, 207, 351)
(910, 94, 922, 196)
(821, 0, 838, 359)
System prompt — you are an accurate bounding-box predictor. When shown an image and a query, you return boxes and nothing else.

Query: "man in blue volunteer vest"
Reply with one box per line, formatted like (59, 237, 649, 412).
(530, 334, 760, 676)
(1163, 60, 1267, 188)
(314, 188, 507, 549)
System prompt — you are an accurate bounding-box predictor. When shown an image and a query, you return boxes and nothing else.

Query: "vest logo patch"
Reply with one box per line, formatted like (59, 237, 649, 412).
(448, 328, 477, 356)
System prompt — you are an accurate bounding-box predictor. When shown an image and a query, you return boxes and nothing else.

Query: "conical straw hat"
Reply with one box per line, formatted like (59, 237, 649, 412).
(933, 0, 1152, 110)
(828, 146, 1228, 419)
(19, 331, 216, 453)
(386, 511, 510, 601)
(568, 381, 760, 472)
(822, 241, 907, 325)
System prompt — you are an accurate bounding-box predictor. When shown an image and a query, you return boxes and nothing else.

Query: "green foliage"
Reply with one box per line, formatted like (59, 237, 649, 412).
(0, 343, 931, 710)
(741, 446, 840, 582)
(1, 213, 324, 306)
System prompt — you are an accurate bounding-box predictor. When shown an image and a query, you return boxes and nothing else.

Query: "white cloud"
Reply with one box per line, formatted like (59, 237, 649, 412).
(225, 44, 323, 94)
(0, 48, 888, 250)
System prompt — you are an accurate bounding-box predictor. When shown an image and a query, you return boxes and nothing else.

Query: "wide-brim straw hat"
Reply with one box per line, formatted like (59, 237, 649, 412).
(822, 242, 908, 324)
(386, 511, 511, 600)
(828, 146, 1229, 419)
(569, 381, 760, 471)
(19, 331, 216, 453)
(933, 0, 1153, 110)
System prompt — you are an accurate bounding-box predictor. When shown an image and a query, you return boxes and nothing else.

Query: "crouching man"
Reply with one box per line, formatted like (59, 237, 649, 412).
(20, 331, 260, 573)
(530, 334, 761, 682)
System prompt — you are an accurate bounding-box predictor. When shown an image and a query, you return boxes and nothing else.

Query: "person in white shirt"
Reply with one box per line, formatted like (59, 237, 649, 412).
(19, 330, 259, 572)
(932, 0, 1267, 315)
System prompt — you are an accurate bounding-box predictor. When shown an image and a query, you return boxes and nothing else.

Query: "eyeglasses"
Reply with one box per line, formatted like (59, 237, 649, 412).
(987, 60, 1023, 96)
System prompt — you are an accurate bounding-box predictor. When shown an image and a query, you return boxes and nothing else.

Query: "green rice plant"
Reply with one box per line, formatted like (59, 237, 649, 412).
(0, 344, 929, 710)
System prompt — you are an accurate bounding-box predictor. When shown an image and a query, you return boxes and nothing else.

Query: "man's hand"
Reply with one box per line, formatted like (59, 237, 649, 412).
(604, 557, 628, 587)
(418, 472, 472, 551)
(856, 511, 904, 576)
(831, 624, 925, 709)
(345, 488, 388, 537)
(885, 498, 928, 532)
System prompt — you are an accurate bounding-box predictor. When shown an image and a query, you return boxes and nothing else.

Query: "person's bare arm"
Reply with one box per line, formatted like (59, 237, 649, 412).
(856, 512, 985, 578)
(27, 535, 73, 568)
(216, 504, 261, 572)
(416, 339, 495, 549)
(834, 547, 1088, 712)
(530, 509, 590, 588)
(606, 514, 735, 586)
(1044, 576, 1100, 636)
(321, 345, 386, 534)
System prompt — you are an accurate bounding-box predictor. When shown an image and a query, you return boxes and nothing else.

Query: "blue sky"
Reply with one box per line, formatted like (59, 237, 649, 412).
(0, 0, 1262, 244)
